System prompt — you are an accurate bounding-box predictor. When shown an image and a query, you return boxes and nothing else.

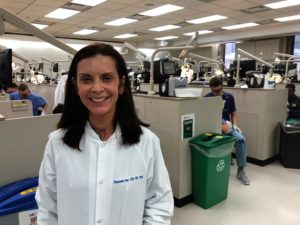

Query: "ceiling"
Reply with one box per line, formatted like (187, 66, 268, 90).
(1, 0, 300, 47)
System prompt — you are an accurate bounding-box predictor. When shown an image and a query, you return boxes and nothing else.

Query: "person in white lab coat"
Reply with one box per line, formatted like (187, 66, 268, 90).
(53, 74, 68, 107)
(36, 43, 174, 225)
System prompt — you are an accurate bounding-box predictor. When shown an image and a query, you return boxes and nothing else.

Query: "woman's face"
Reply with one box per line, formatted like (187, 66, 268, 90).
(76, 54, 124, 121)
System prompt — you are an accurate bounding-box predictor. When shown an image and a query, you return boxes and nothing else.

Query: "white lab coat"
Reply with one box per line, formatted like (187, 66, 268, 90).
(36, 123, 174, 225)
(54, 75, 68, 107)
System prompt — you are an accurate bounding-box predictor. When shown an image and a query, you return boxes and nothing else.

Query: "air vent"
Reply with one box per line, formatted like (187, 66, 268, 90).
(90, 26, 107, 31)
(33, 20, 52, 26)
(132, 31, 147, 36)
(62, 2, 90, 11)
(128, 14, 149, 21)
(211, 28, 223, 32)
(258, 20, 276, 25)
(175, 22, 191, 27)
(242, 6, 270, 14)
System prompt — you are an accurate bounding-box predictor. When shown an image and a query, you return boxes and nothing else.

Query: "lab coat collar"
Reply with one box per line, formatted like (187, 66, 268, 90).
(85, 121, 122, 143)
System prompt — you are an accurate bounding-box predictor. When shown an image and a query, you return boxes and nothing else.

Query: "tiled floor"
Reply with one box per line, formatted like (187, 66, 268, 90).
(171, 161, 300, 225)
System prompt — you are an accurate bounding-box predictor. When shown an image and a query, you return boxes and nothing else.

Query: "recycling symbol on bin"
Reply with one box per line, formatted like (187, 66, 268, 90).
(216, 160, 225, 172)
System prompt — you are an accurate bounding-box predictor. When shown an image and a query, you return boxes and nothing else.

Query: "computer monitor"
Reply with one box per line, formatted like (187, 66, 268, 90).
(273, 62, 297, 75)
(162, 60, 176, 76)
(52, 62, 59, 73)
(38, 63, 44, 73)
(143, 61, 150, 71)
(153, 59, 163, 84)
(199, 65, 212, 77)
(233, 60, 256, 78)
(260, 65, 270, 74)
(0, 49, 13, 90)
(143, 59, 177, 84)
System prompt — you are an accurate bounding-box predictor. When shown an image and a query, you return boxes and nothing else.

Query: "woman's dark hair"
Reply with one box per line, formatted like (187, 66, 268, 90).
(58, 43, 148, 150)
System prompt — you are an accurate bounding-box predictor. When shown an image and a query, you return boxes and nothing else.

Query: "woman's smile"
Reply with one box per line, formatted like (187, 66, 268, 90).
(89, 96, 109, 103)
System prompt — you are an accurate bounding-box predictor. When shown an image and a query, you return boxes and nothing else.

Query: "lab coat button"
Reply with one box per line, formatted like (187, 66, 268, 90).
(97, 219, 102, 223)
(99, 180, 104, 184)
(101, 143, 105, 147)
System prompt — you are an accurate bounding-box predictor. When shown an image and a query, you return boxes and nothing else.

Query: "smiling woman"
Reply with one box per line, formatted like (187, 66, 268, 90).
(35, 43, 174, 225)
(76, 54, 125, 139)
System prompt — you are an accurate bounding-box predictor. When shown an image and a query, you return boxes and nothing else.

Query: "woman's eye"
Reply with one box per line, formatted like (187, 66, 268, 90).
(79, 76, 91, 82)
(102, 75, 113, 82)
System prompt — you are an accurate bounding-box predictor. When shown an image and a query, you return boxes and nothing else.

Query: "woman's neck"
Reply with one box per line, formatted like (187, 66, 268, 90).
(89, 115, 115, 141)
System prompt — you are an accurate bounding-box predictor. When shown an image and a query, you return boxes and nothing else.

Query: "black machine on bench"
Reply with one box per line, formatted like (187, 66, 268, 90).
(154, 59, 187, 97)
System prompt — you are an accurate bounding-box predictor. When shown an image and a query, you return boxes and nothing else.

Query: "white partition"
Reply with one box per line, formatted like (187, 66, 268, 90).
(0, 100, 33, 118)
(191, 85, 288, 165)
(133, 94, 222, 206)
(0, 93, 10, 101)
(0, 114, 61, 186)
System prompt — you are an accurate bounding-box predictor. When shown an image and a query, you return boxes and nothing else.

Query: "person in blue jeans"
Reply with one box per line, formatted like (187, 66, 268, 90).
(205, 77, 250, 185)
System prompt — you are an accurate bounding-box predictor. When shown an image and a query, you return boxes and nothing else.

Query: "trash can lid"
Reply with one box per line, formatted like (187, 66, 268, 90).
(281, 122, 300, 133)
(190, 133, 235, 149)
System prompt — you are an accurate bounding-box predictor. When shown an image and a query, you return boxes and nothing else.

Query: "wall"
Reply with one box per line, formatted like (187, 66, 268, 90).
(1, 34, 290, 69)
(237, 38, 283, 62)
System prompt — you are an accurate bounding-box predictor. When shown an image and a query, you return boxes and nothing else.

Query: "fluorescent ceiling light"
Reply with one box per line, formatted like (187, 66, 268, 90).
(184, 30, 213, 36)
(139, 4, 183, 17)
(71, 0, 106, 6)
(222, 22, 259, 30)
(114, 33, 138, 39)
(104, 18, 137, 26)
(274, 14, 300, 22)
(138, 48, 155, 57)
(45, 8, 80, 19)
(67, 43, 87, 50)
(187, 15, 227, 24)
(149, 25, 180, 32)
(265, 0, 300, 9)
(73, 29, 98, 35)
(155, 36, 178, 41)
(32, 23, 48, 29)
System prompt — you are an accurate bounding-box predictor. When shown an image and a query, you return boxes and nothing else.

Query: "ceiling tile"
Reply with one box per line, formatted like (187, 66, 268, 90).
(2, 0, 300, 46)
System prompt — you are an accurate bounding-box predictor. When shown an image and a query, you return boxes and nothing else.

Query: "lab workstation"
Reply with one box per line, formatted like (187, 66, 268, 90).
(1, 1, 300, 225)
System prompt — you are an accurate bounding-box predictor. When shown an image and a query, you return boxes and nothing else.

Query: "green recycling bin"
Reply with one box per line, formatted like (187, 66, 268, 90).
(190, 132, 235, 209)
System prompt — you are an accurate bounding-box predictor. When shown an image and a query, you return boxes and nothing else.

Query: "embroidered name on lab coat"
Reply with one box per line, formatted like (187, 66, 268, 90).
(113, 176, 144, 184)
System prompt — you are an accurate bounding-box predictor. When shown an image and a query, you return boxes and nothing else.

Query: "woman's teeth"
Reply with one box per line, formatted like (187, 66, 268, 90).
(90, 97, 107, 103)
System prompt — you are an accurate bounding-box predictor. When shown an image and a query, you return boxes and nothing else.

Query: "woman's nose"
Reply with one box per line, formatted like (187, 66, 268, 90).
(92, 80, 104, 92)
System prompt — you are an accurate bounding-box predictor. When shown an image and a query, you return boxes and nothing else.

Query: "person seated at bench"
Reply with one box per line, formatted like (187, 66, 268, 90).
(204, 77, 250, 185)
(10, 83, 48, 116)
(286, 83, 300, 122)
(4, 83, 18, 93)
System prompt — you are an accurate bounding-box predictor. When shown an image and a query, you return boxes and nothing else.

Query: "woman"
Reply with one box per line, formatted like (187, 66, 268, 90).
(36, 43, 174, 225)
